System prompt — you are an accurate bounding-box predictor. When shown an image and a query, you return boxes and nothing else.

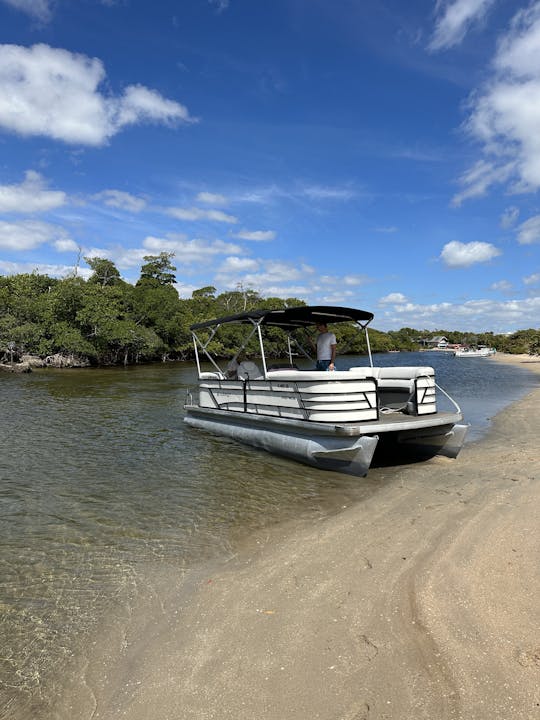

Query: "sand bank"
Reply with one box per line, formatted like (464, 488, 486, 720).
(68, 354, 540, 720)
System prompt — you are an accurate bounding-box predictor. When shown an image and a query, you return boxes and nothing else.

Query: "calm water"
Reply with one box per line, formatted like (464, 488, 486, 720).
(0, 353, 537, 718)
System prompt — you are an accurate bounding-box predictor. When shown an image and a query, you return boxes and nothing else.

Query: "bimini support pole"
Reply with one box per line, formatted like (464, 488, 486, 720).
(256, 321, 268, 376)
(364, 326, 373, 368)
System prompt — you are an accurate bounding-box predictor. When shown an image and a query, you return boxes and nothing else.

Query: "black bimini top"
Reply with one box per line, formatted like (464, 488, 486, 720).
(189, 305, 374, 331)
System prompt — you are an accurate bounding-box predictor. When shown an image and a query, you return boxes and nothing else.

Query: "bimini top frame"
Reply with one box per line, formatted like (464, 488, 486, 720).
(189, 305, 375, 377)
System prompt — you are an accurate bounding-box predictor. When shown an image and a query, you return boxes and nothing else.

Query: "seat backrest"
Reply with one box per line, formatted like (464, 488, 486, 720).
(237, 361, 262, 379)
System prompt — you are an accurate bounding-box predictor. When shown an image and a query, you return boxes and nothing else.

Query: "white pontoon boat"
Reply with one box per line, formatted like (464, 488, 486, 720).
(184, 306, 468, 475)
(454, 346, 496, 357)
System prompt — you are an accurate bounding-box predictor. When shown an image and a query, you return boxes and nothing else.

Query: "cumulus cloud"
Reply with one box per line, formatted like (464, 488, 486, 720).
(233, 229, 276, 241)
(523, 272, 540, 285)
(490, 279, 513, 292)
(516, 214, 540, 244)
(214, 259, 313, 294)
(166, 206, 238, 223)
(381, 296, 540, 333)
(196, 192, 227, 205)
(0, 170, 67, 213)
(0, 219, 73, 250)
(429, 0, 496, 51)
(0, 0, 51, 22)
(94, 189, 147, 213)
(142, 234, 241, 264)
(218, 256, 260, 273)
(456, 3, 540, 201)
(379, 292, 408, 304)
(440, 240, 501, 267)
(0, 44, 195, 146)
(54, 237, 80, 253)
(0, 260, 89, 279)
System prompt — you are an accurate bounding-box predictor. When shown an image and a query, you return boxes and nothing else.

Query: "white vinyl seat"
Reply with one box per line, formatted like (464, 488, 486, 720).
(237, 361, 263, 379)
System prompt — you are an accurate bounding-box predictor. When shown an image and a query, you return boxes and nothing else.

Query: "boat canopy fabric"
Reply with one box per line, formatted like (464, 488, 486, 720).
(190, 305, 374, 330)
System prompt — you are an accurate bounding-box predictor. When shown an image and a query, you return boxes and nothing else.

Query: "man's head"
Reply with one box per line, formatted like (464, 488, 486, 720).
(316, 322, 327, 332)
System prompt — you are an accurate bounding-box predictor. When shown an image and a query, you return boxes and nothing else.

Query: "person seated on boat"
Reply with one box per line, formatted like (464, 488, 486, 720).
(315, 322, 336, 371)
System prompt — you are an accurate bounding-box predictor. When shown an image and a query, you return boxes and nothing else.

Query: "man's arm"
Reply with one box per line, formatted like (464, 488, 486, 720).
(329, 340, 336, 368)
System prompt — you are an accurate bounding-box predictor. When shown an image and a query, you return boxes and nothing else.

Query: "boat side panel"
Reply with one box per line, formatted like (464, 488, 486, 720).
(197, 377, 379, 423)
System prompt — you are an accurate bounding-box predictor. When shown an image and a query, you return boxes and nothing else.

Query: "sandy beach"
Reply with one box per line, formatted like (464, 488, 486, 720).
(64, 354, 540, 720)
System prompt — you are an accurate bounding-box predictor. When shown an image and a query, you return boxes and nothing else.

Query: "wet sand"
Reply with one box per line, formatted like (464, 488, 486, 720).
(66, 354, 540, 720)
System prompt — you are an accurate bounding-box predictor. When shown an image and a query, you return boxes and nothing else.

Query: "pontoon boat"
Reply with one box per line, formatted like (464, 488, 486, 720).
(184, 306, 468, 475)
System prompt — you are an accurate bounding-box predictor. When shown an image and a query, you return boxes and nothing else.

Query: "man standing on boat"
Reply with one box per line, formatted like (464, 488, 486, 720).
(315, 322, 337, 371)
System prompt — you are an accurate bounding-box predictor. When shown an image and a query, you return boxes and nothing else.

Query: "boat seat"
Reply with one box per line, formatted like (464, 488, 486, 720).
(265, 369, 377, 381)
(199, 371, 226, 380)
(378, 366, 434, 390)
(237, 361, 263, 380)
(348, 367, 381, 379)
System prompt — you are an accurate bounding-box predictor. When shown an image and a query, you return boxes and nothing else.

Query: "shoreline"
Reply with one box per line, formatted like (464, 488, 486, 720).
(64, 353, 540, 720)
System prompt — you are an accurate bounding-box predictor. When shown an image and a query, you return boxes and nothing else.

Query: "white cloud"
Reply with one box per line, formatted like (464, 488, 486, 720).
(54, 238, 79, 253)
(0, 0, 51, 22)
(379, 292, 408, 304)
(94, 189, 147, 213)
(490, 279, 513, 291)
(167, 206, 238, 223)
(0, 170, 67, 213)
(380, 296, 540, 333)
(209, 0, 229, 12)
(500, 205, 520, 229)
(218, 257, 260, 273)
(440, 240, 501, 267)
(429, 0, 496, 51)
(523, 272, 540, 285)
(0, 259, 89, 279)
(142, 234, 242, 264)
(452, 159, 515, 205)
(196, 192, 227, 205)
(0, 44, 195, 146)
(0, 219, 73, 250)
(300, 185, 355, 200)
(174, 281, 202, 298)
(342, 275, 367, 286)
(232, 182, 357, 206)
(233, 229, 276, 241)
(516, 214, 540, 244)
(457, 3, 540, 201)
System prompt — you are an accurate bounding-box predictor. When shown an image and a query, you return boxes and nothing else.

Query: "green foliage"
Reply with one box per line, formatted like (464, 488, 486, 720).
(85, 257, 122, 287)
(1, 261, 538, 366)
(137, 252, 177, 287)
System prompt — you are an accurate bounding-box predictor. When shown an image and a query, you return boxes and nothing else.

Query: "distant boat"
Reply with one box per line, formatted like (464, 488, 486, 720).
(454, 346, 496, 357)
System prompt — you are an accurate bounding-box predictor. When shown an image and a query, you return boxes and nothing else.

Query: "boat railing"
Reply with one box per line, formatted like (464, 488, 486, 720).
(192, 365, 446, 422)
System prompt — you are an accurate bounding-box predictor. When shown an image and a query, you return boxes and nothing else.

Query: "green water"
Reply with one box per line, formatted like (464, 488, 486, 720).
(1, 363, 385, 718)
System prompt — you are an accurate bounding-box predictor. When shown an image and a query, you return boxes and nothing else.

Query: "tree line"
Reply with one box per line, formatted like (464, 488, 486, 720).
(1, 252, 539, 366)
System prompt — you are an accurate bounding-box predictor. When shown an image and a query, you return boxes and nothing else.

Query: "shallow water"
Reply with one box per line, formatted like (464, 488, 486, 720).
(0, 354, 536, 717)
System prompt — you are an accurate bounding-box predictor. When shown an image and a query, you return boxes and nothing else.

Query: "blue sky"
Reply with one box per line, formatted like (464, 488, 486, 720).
(1, 0, 540, 332)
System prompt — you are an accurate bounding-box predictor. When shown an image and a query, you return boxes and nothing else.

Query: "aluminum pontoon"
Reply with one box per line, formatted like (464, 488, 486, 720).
(184, 306, 468, 475)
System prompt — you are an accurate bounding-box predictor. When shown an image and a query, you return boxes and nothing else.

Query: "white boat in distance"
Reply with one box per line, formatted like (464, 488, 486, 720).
(184, 306, 468, 476)
(454, 346, 496, 357)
